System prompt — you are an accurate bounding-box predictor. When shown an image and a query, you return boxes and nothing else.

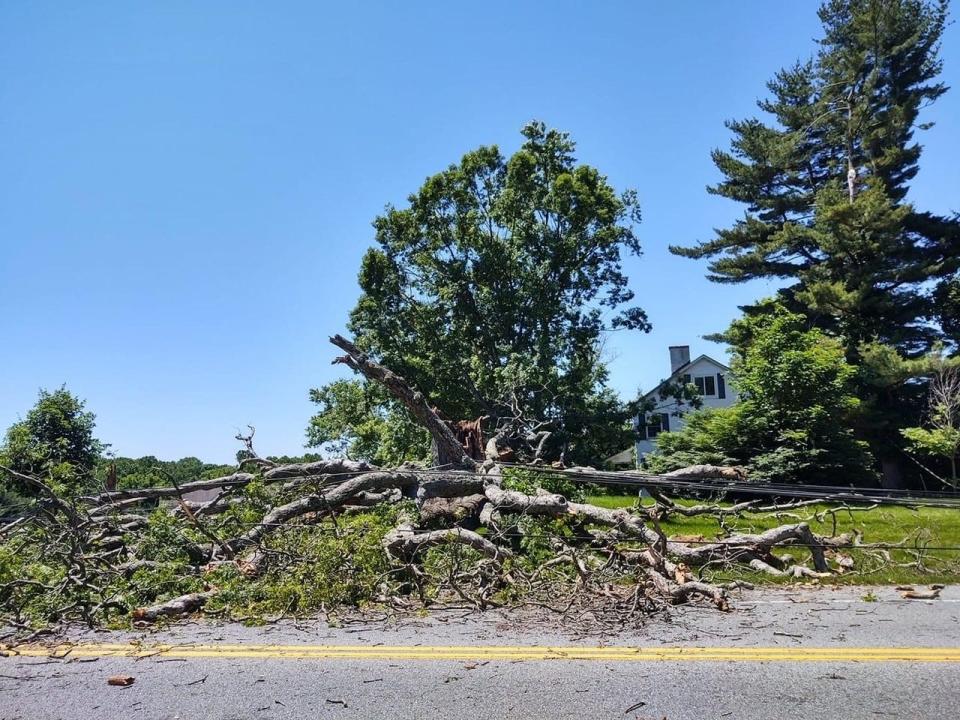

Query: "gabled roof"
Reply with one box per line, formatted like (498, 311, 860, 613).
(641, 353, 731, 400)
(604, 448, 635, 466)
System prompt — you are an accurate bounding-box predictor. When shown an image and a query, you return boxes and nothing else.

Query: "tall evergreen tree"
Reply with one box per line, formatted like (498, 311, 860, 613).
(672, 0, 958, 357)
(671, 0, 958, 485)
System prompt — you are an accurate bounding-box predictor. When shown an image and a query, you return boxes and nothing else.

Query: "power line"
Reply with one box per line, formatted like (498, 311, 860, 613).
(495, 463, 960, 508)
(75, 463, 960, 509)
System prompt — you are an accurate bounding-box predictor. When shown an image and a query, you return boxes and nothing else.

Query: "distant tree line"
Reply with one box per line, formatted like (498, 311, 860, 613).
(0, 387, 322, 513)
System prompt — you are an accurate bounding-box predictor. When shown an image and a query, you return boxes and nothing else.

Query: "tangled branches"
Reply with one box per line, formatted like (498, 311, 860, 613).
(0, 337, 869, 635)
(0, 449, 864, 634)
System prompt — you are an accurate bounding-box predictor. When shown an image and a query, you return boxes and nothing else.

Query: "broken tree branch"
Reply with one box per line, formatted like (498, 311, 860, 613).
(330, 334, 475, 469)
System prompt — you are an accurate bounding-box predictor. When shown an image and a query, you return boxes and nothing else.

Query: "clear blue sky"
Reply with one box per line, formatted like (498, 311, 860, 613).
(2, 1, 958, 463)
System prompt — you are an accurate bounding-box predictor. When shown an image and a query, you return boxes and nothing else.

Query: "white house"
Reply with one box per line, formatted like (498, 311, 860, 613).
(634, 345, 738, 462)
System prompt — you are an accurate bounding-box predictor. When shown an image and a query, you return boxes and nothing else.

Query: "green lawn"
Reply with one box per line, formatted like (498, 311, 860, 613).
(586, 494, 960, 586)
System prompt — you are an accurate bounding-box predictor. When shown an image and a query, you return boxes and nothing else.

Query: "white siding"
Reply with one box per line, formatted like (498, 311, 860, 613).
(635, 356, 738, 463)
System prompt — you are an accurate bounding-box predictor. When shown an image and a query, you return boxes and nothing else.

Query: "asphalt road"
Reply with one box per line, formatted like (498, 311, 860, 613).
(3, 586, 959, 720)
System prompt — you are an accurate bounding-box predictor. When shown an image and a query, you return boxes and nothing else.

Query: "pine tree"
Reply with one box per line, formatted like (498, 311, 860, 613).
(672, 0, 959, 358)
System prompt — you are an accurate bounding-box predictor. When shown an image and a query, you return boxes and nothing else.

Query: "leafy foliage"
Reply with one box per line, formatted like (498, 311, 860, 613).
(208, 502, 412, 616)
(306, 379, 430, 465)
(647, 304, 876, 483)
(500, 466, 585, 503)
(901, 360, 960, 486)
(1, 387, 104, 503)
(310, 121, 647, 466)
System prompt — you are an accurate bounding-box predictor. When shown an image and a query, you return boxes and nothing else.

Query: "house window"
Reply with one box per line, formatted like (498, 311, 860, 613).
(694, 375, 716, 396)
(641, 412, 670, 439)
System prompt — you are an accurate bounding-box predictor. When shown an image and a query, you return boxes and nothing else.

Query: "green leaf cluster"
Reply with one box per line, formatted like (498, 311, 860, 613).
(310, 121, 646, 465)
(306, 379, 430, 466)
(1, 387, 104, 503)
(648, 304, 875, 483)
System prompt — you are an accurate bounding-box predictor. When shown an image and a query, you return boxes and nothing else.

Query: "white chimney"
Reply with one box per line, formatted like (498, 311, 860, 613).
(669, 345, 690, 374)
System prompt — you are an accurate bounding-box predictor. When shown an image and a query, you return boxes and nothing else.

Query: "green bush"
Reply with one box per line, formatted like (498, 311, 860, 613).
(647, 304, 876, 484)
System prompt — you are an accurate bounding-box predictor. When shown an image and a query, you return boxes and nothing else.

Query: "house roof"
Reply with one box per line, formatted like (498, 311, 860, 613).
(604, 448, 635, 466)
(641, 353, 731, 400)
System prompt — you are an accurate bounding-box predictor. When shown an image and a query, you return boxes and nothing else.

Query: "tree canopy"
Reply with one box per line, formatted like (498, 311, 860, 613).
(309, 121, 647, 465)
(1, 387, 104, 503)
(672, 0, 957, 358)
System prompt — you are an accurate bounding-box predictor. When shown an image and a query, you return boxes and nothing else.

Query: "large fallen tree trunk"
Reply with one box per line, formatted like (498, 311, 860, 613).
(85, 473, 256, 505)
(263, 458, 376, 481)
(3, 458, 858, 625)
(228, 470, 421, 554)
(662, 464, 748, 481)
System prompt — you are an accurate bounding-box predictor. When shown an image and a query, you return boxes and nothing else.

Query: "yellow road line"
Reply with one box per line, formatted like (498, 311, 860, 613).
(4, 643, 960, 663)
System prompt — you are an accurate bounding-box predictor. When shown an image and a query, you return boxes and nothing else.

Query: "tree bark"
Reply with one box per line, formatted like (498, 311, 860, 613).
(263, 458, 375, 481)
(330, 335, 475, 469)
(419, 494, 487, 525)
(384, 524, 512, 563)
(662, 465, 747, 481)
(85, 473, 255, 504)
(228, 471, 421, 553)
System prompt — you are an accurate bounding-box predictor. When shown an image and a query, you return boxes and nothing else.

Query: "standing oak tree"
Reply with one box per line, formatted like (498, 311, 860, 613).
(310, 122, 648, 466)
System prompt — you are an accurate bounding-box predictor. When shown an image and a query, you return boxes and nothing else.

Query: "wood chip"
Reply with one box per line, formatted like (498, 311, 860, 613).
(107, 675, 135, 687)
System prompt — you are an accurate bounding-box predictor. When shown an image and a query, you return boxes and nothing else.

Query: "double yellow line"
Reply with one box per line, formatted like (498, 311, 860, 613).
(4, 643, 960, 663)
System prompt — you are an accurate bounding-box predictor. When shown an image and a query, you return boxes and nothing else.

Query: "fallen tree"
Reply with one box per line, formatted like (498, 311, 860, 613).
(0, 336, 870, 634)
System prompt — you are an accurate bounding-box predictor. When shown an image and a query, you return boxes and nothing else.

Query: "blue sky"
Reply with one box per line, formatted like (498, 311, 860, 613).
(2, 1, 958, 463)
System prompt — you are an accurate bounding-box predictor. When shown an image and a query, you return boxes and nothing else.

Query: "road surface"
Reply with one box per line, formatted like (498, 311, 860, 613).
(3, 586, 959, 719)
